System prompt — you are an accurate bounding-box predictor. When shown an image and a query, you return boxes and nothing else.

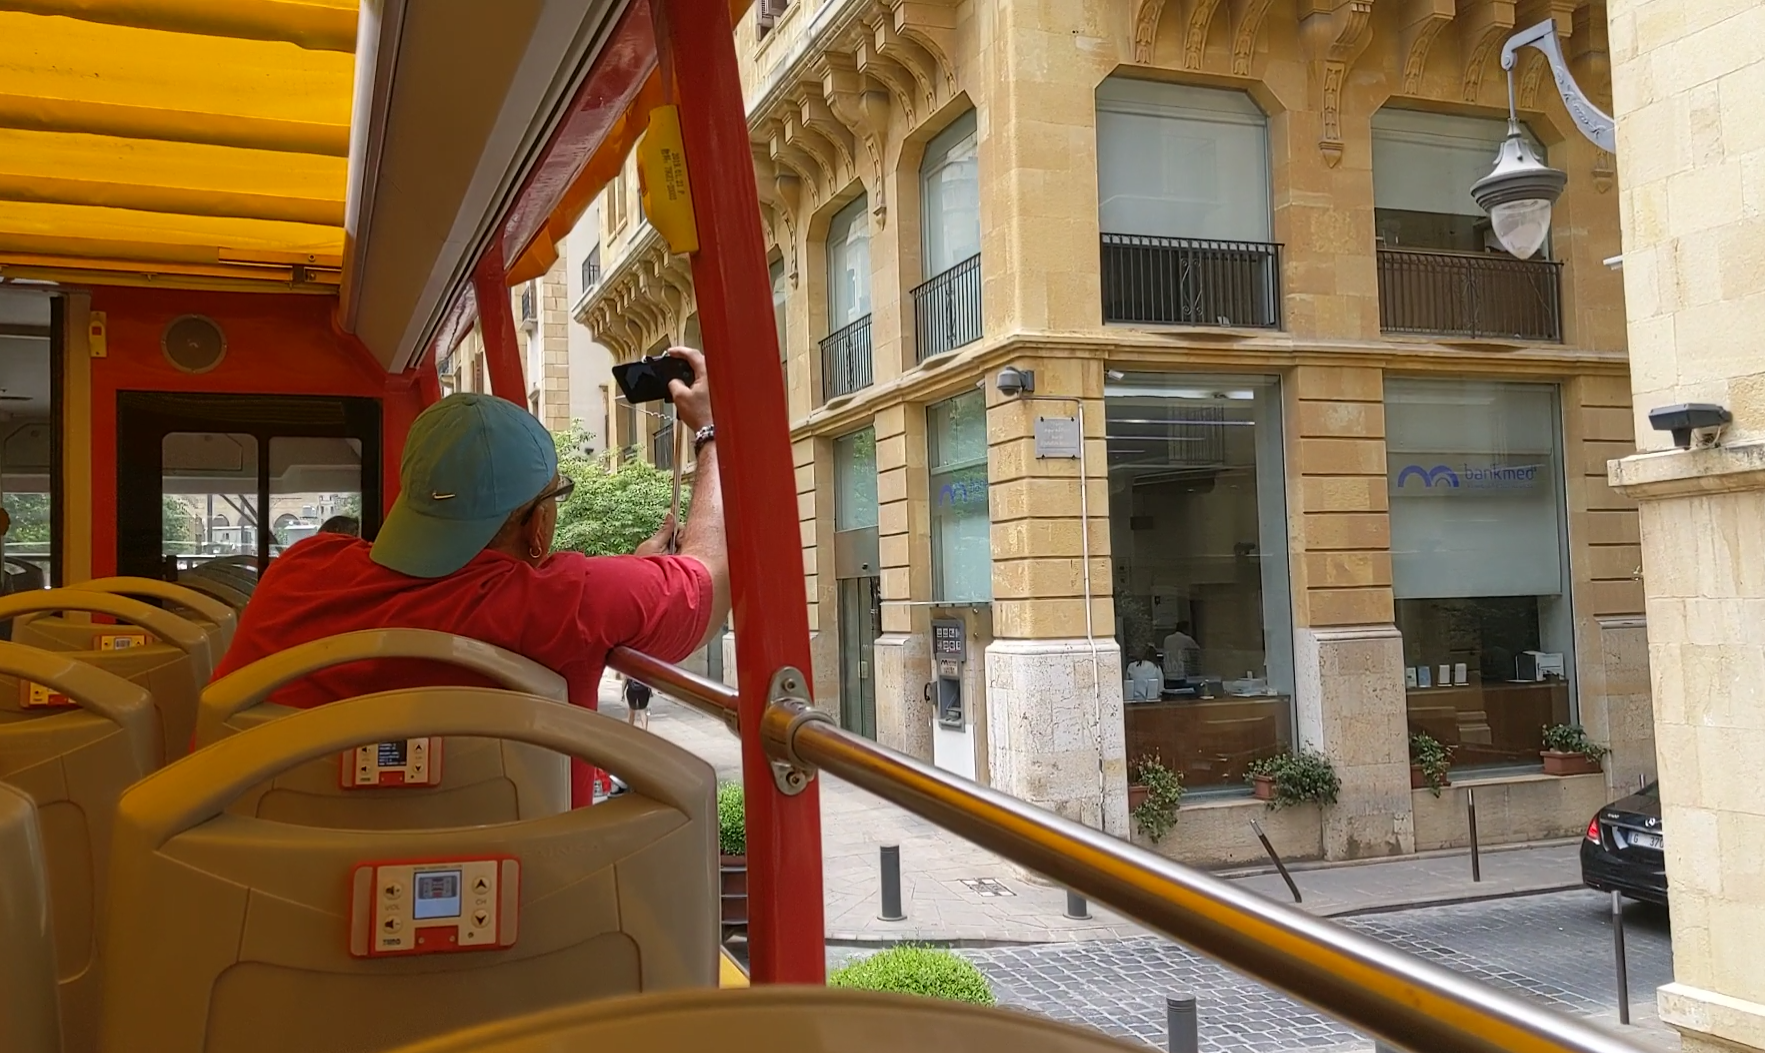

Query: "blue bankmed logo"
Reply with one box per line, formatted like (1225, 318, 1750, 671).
(1395, 462, 1540, 491)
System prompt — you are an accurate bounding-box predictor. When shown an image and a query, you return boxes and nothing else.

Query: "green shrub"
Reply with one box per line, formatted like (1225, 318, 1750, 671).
(828, 945, 995, 1005)
(716, 781, 746, 856)
(1245, 749, 1341, 810)
(1130, 756, 1184, 843)
(1541, 723, 1609, 760)
(1409, 732, 1454, 797)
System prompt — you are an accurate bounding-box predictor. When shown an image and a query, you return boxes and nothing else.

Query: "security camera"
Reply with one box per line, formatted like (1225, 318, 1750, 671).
(1649, 403, 1732, 450)
(996, 366, 1036, 397)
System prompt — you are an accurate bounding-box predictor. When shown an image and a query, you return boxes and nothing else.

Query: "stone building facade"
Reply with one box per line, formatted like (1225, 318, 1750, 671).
(1603, 0, 1765, 1050)
(581, 0, 1650, 866)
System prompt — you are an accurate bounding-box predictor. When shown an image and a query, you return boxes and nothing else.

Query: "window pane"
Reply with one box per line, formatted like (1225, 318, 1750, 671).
(834, 428, 878, 531)
(826, 194, 872, 327)
(1386, 377, 1574, 769)
(164, 432, 260, 574)
(921, 110, 981, 277)
(0, 290, 53, 593)
(269, 437, 363, 555)
(927, 390, 990, 602)
(1096, 79, 1270, 241)
(771, 256, 789, 365)
(1372, 109, 1548, 253)
(1107, 373, 1294, 792)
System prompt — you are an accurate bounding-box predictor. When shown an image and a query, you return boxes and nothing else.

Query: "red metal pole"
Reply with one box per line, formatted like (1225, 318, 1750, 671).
(471, 245, 528, 406)
(650, 0, 826, 984)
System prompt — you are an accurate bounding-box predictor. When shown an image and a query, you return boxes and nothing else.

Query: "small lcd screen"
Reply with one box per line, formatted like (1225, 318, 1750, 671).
(376, 740, 408, 767)
(412, 870, 463, 920)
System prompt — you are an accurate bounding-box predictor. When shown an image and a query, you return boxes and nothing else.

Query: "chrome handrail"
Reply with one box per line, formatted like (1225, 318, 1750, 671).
(606, 647, 1646, 1053)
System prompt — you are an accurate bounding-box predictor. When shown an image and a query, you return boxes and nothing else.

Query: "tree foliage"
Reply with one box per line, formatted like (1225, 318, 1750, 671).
(2, 492, 51, 543)
(162, 496, 197, 545)
(550, 423, 689, 557)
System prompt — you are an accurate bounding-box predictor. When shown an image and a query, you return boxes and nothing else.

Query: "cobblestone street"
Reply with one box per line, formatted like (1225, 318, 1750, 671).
(829, 891, 1673, 1053)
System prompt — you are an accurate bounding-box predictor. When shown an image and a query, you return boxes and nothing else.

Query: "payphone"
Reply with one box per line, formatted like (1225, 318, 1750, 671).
(932, 618, 965, 730)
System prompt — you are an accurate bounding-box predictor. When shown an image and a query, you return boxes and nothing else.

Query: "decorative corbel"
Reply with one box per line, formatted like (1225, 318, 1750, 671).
(853, 26, 918, 122)
(1398, 0, 1454, 95)
(769, 120, 824, 204)
(867, 9, 937, 111)
(1183, 0, 1227, 69)
(1458, 0, 1516, 102)
(780, 107, 838, 195)
(887, 0, 959, 92)
(1301, 0, 1374, 168)
(797, 87, 858, 180)
(752, 144, 801, 267)
(775, 170, 804, 288)
(1229, 0, 1277, 75)
(821, 50, 892, 228)
(1132, 0, 1167, 64)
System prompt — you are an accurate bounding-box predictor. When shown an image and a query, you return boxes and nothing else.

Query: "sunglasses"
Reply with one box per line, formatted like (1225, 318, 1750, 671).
(525, 475, 575, 518)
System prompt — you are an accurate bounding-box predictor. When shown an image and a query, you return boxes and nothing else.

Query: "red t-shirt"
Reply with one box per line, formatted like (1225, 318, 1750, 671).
(210, 534, 713, 806)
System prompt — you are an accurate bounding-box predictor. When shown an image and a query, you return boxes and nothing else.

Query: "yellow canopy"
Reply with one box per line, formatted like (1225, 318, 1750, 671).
(0, 0, 356, 291)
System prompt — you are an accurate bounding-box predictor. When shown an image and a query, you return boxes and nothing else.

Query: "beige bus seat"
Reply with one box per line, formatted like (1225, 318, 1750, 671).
(0, 590, 212, 765)
(99, 688, 716, 1053)
(182, 557, 258, 597)
(0, 644, 157, 1053)
(16, 577, 237, 655)
(0, 784, 62, 1053)
(170, 573, 250, 611)
(196, 629, 571, 828)
(385, 987, 1148, 1053)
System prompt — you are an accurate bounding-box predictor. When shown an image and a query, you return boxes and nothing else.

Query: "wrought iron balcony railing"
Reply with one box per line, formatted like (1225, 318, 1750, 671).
(1101, 233, 1282, 329)
(820, 314, 873, 402)
(911, 253, 982, 362)
(1377, 247, 1564, 342)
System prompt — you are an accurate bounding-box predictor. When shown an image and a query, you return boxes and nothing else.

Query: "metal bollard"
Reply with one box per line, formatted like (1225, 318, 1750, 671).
(1065, 890, 1090, 920)
(1250, 818, 1302, 903)
(1166, 996, 1198, 1053)
(879, 845, 905, 922)
(1612, 890, 1630, 1025)
(1467, 786, 1481, 883)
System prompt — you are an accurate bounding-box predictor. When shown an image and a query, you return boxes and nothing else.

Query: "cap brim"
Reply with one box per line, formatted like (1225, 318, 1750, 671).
(370, 493, 509, 579)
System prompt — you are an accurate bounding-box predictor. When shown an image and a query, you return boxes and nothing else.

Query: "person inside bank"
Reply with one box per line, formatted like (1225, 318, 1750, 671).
(1160, 621, 1200, 688)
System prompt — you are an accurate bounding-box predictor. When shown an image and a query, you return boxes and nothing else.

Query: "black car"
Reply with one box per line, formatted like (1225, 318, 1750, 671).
(1580, 781, 1667, 905)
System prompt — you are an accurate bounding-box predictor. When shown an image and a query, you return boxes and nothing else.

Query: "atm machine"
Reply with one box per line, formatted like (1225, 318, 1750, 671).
(928, 608, 989, 781)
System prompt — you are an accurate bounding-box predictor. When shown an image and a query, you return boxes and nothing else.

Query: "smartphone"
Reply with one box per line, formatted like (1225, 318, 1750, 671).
(612, 354, 695, 404)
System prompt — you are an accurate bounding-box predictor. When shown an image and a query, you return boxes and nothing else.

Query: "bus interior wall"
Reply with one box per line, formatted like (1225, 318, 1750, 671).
(83, 287, 425, 578)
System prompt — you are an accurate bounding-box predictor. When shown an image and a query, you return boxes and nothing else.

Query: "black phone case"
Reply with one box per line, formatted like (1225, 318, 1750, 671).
(611, 355, 695, 404)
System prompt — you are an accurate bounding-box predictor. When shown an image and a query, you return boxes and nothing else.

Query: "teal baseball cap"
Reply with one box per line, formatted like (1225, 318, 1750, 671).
(371, 392, 558, 578)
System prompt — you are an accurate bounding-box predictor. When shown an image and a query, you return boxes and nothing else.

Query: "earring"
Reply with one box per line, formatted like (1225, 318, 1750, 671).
(528, 543, 545, 560)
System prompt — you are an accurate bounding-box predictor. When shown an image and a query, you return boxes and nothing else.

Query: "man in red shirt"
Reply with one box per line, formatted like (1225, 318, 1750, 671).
(212, 348, 727, 807)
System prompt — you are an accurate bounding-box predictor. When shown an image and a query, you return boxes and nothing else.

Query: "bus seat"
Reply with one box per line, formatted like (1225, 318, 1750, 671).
(0, 644, 157, 1053)
(0, 591, 212, 765)
(382, 987, 1148, 1053)
(16, 577, 238, 655)
(169, 573, 251, 611)
(98, 689, 716, 1053)
(195, 629, 571, 828)
(0, 784, 62, 1053)
(181, 558, 258, 598)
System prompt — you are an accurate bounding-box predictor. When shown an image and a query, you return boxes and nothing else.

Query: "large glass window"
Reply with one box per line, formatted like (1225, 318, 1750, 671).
(0, 289, 55, 594)
(1372, 109, 1547, 254)
(920, 110, 980, 278)
(826, 194, 872, 330)
(163, 432, 259, 573)
(771, 255, 789, 368)
(1095, 80, 1270, 242)
(834, 428, 878, 531)
(269, 437, 364, 551)
(1107, 374, 1294, 792)
(927, 391, 990, 602)
(1386, 378, 1573, 770)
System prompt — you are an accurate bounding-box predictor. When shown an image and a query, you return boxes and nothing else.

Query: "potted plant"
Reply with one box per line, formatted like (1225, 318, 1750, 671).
(1129, 756, 1183, 843)
(1126, 755, 1152, 812)
(1540, 724, 1609, 775)
(828, 944, 995, 1005)
(1410, 732, 1454, 797)
(1245, 750, 1341, 810)
(717, 781, 747, 939)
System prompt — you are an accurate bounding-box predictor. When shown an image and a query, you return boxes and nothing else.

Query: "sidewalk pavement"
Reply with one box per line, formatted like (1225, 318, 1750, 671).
(606, 679, 1589, 944)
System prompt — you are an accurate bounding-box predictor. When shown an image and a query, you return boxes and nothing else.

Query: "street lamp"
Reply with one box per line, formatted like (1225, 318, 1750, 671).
(1471, 21, 1618, 259)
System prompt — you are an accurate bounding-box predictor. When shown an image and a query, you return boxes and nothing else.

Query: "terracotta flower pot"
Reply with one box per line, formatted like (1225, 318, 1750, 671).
(1541, 750, 1603, 776)
(1411, 764, 1451, 790)
(1251, 773, 1277, 801)
(1128, 784, 1150, 811)
(720, 854, 748, 937)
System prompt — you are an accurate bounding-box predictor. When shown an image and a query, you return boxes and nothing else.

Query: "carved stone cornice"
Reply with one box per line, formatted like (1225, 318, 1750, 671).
(1302, 0, 1375, 167)
(820, 50, 892, 226)
(886, 0, 959, 94)
(867, 9, 937, 112)
(851, 28, 918, 122)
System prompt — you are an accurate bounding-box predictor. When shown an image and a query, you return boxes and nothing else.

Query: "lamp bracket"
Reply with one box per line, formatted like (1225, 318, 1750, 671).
(1500, 21, 1616, 153)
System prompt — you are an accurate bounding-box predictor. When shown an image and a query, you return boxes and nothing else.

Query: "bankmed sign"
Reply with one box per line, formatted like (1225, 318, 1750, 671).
(1390, 459, 1544, 494)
